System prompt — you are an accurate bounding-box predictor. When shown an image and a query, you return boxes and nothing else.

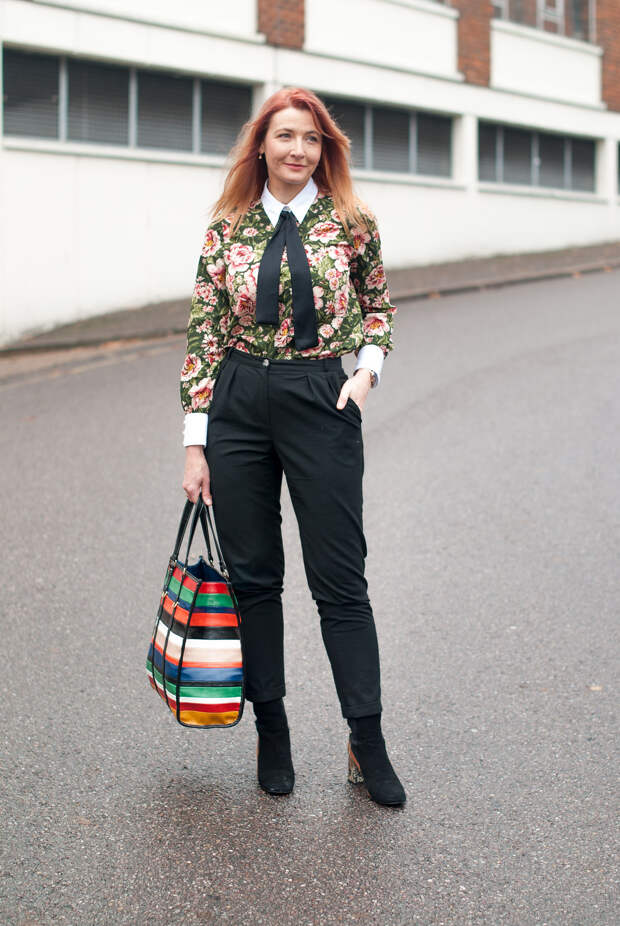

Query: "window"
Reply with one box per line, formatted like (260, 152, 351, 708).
(503, 127, 531, 185)
(68, 59, 129, 145)
(537, 0, 565, 34)
(478, 122, 498, 181)
(492, 0, 596, 41)
(373, 108, 409, 172)
(323, 95, 452, 178)
(538, 132, 565, 188)
(417, 113, 452, 178)
(479, 121, 596, 192)
(3, 49, 59, 138)
(3, 48, 253, 157)
(201, 80, 252, 155)
(137, 70, 193, 151)
(323, 98, 365, 169)
(571, 138, 595, 191)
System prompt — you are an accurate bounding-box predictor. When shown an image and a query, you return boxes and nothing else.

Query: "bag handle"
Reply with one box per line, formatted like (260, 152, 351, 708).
(203, 502, 228, 576)
(180, 497, 229, 576)
(171, 498, 194, 562)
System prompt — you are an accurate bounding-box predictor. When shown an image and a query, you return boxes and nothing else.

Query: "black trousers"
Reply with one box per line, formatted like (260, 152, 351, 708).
(206, 347, 382, 719)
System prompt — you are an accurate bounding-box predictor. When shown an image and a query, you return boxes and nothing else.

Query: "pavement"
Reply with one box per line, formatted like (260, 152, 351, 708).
(1, 268, 618, 925)
(3, 239, 619, 354)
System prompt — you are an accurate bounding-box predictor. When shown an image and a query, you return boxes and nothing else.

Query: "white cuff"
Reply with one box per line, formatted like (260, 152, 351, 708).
(183, 412, 208, 447)
(354, 344, 385, 386)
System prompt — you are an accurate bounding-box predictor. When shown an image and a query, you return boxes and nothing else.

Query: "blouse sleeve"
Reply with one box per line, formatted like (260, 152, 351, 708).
(180, 222, 231, 416)
(349, 212, 396, 357)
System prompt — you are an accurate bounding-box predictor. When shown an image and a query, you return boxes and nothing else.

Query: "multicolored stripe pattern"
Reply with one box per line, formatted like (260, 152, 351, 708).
(147, 557, 244, 728)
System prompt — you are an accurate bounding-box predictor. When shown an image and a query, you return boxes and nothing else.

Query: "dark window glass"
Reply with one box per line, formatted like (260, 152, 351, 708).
(539, 132, 565, 188)
(323, 97, 365, 169)
(68, 59, 129, 145)
(3, 49, 59, 138)
(478, 121, 497, 181)
(417, 112, 451, 177)
(201, 80, 251, 155)
(372, 107, 409, 172)
(571, 137, 595, 192)
(503, 127, 532, 184)
(509, 0, 528, 25)
(137, 70, 193, 150)
(569, 0, 588, 40)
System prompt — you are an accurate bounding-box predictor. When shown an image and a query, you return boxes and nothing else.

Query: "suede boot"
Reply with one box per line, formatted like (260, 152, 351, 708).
(254, 698, 294, 795)
(347, 714, 406, 806)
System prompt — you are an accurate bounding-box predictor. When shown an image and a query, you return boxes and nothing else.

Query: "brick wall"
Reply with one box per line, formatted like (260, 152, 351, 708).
(598, 0, 620, 112)
(257, 0, 304, 49)
(451, 0, 493, 86)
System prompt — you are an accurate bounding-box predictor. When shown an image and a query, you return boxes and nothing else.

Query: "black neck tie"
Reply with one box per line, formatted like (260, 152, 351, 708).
(255, 207, 318, 350)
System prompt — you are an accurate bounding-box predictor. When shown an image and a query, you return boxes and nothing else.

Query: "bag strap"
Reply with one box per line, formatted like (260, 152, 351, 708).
(203, 503, 228, 575)
(171, 499, 194, 561)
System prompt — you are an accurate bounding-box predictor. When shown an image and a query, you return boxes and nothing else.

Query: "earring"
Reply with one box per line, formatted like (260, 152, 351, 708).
(258, 152, 264, 160)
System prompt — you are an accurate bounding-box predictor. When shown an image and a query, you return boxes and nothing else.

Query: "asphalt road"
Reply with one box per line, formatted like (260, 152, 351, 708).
(1, 270, 618, 925)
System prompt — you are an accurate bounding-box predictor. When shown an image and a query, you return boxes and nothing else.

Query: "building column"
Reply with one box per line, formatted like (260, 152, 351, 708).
(252, 81, 283, 116)
(597, 137, 618, 206)
(453, 112, 478, 193)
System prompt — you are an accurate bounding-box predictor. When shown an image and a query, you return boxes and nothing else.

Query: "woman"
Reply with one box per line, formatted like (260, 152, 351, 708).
(181, 87, 405, 807)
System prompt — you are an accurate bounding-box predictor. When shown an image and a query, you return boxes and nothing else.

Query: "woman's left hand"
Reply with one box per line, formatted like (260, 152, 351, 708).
(336, 368, 373, 413)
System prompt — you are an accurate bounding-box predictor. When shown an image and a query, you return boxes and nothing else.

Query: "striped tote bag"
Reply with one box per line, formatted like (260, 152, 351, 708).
(146, 498, 244, 728)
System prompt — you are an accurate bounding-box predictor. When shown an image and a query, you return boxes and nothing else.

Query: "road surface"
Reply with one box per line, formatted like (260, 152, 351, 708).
(1, 270, 618, 925)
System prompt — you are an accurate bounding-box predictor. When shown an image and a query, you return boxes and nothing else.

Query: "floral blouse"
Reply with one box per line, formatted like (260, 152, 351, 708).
(180, 191, 396, 414)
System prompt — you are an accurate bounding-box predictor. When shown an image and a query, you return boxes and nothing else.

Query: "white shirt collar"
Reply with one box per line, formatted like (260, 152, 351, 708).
(261, 176, 318, 227)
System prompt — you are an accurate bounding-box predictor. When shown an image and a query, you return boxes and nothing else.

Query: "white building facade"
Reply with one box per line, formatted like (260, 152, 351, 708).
(1, 0, 619, 343)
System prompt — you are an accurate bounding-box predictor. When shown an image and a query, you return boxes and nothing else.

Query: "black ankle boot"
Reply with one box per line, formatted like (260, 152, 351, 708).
(254, 698, 294, 795)
(347, 714, 406, 806)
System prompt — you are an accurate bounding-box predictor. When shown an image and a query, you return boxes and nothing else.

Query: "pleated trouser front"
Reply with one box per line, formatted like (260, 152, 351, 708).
(205, 347, 382, 719)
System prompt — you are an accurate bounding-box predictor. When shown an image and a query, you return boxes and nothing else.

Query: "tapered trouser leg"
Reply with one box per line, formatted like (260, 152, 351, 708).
(206, 349, 382, 718)
(206, 357, 286, 703)
(271, 366, 381, 719)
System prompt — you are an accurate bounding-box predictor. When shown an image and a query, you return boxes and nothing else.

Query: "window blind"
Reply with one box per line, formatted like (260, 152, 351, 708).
(201, 80, 251, 155)
(417, 113, 452, 178)
(503, 127, 532, 185)
(3, 49, 59, 138)
(571, 138, 595, 191)
(478, 122, 498, 181)
(372, 107, 409, 173)
(137, 70, 193, 151)
(539, 132, 565, 189)
(323, 97, 365, 169)
(68, 59, 129, 145)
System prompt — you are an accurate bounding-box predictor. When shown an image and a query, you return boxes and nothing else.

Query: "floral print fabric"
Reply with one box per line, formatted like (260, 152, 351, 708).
(180, 191, 396, 414)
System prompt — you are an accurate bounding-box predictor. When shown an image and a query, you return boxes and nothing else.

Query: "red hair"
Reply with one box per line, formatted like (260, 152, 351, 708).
(211, 87, 369, 236)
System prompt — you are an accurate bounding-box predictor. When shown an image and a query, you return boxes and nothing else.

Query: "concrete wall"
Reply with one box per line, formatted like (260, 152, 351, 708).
(1, 0, 619, 343)
(27, 0, 258, 37)
(491, 20, 603, 108)
(305, 0, 459, 80)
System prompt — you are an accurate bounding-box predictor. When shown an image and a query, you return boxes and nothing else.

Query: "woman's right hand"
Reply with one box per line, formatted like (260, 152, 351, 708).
(182, 446, 212, 505)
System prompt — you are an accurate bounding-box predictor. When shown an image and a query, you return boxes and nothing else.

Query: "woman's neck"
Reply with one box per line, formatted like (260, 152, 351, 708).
(266, 176, 309, 204)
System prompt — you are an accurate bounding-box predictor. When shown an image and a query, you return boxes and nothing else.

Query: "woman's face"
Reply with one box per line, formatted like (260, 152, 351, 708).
(259, 106, 322, 202)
